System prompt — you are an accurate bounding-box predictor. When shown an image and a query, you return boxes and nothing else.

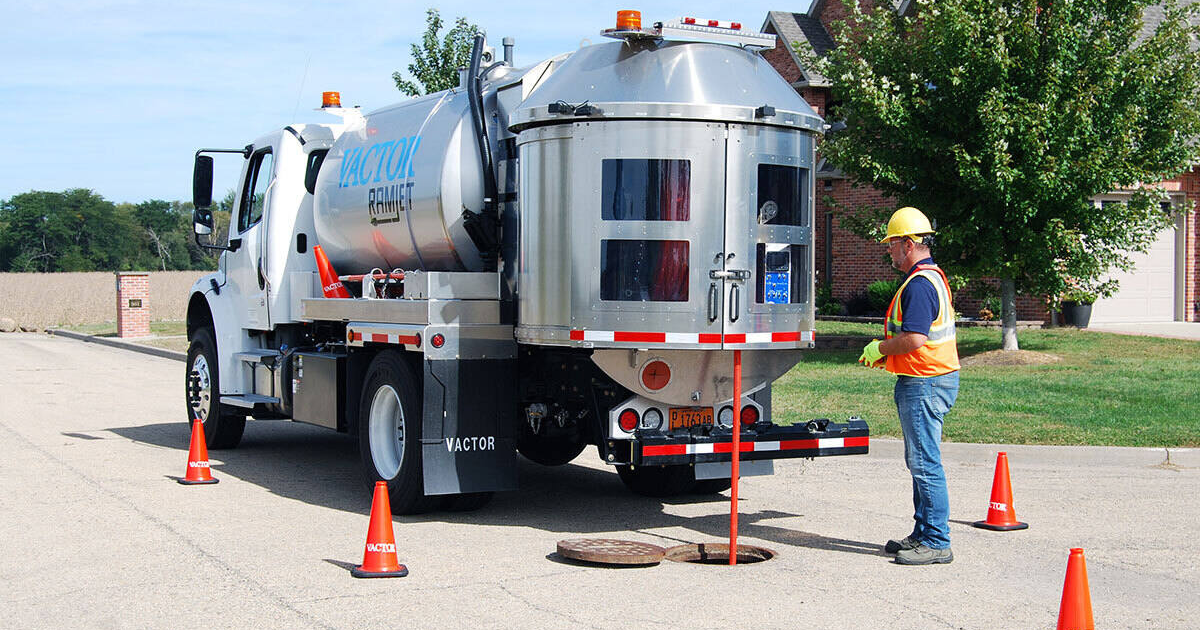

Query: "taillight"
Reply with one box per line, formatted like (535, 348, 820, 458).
(740, 405, 759, 426)
(618, 409, 639, 432)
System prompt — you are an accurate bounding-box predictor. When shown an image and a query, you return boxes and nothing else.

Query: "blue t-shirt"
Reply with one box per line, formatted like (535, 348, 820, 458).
(898, 258, 939, 337)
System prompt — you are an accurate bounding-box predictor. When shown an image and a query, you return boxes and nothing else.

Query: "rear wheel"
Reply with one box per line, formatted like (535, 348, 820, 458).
(185, 327, 245, 449)
(358, 350, 439, 515)
(616, 464, 697, 497)
(517, 432, 587, 466)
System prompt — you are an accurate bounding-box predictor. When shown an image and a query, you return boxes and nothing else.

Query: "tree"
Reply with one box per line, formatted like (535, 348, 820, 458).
(393, 8, 481, 96)
(0, 189, 140, 272)
(808, 0, 1200, 349)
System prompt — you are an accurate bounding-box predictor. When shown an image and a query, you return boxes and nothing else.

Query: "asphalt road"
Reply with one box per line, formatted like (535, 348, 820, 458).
(2, 332, 1197, 629)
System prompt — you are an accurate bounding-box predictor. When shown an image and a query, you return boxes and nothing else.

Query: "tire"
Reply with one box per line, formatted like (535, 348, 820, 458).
(185, 327, 245, 449)
(517, 432, 587, 466)
(693, 478, 733, 494)
(442, 492, 494, 512)
(357, 350, 439, 515)
(616, 464, 697, 497)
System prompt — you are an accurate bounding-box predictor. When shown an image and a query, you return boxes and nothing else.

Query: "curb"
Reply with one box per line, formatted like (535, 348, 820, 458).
(48, 329, 187, 363)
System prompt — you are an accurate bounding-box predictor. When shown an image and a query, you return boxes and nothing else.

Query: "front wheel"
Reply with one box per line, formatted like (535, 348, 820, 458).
(357, 350, 439, 515)
(185, 327, 245, 449)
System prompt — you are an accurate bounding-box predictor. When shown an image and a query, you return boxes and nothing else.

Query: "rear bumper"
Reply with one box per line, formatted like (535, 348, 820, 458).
(633, 418, 869, 466)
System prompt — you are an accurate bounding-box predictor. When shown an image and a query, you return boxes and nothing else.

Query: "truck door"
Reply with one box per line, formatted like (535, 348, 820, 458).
(228, 146, 274, 329)
(720, 125, 813, 345)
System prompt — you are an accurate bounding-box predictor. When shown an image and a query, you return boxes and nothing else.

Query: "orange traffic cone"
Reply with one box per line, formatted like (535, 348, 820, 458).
(178, 418, 218, 485)
(313, 244, 351, 298)
(351, 481, 408, 578)
(1057, 548, 1095, 630)
(972, 451, 1028, 530)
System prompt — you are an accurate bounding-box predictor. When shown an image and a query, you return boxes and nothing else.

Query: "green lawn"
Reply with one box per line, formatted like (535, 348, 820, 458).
(774, 322, 1200, 447)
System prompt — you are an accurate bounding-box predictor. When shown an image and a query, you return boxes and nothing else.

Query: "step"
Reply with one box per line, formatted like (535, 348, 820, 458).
(233, 349, 282, 363)
(221, 393, 281, 408)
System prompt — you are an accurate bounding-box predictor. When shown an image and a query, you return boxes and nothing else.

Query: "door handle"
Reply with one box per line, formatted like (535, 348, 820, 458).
(708, 283, 719, 323)
(729, 284, 740, 323)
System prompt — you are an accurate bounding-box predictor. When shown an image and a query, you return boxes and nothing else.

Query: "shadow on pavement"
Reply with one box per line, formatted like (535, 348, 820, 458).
(107, 419, 881, 556)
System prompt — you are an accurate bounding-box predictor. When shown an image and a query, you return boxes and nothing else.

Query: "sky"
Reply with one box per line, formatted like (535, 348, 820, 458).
(1, 0, 813, 205)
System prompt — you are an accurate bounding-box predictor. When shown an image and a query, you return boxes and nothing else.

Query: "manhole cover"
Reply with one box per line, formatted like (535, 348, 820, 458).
(664, 543, 776, 565)
(556, 538, 666, 566)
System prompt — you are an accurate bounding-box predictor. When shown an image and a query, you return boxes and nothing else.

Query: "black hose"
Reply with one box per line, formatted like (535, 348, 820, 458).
(468, 35, 499, 218)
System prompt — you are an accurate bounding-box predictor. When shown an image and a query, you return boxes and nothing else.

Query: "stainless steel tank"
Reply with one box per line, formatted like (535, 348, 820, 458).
(509, 38, 824, 405)
(313, 90, 487, 274)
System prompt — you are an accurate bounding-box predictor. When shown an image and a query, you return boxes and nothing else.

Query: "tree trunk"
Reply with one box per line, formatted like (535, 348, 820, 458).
(1000, 277, 1019, 351)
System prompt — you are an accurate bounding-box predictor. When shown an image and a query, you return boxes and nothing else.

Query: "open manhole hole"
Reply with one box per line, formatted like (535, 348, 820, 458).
(556, 539, 665, 566)
(664, 543, 777, 565)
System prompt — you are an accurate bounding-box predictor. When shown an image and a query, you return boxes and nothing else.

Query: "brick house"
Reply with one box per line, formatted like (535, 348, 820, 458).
(760, 2, 1200, 323)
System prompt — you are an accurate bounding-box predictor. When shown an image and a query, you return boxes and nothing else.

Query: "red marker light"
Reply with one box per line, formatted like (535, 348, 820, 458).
(684, 17, 696, 24)
(618, 409, 639, 432)
(731, 22, 741, 30)
(707, 19, 719, 26)
(431, 333, 445, 348)
(740, 405, 759, 426)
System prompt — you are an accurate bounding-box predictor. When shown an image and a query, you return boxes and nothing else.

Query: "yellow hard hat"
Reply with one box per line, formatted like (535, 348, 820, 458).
(880, 206, 935, 243)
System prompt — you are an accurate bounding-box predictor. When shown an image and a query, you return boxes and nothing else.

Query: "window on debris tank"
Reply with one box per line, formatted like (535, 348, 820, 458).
(601, 159, 690, 221)
(756, 164, 807, 227)
(601, 239, 690, 302)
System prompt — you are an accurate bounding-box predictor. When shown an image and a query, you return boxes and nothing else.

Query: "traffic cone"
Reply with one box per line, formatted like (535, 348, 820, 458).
(178, 418, 218, 485)
(1057, 548, 1095, 630)
(313, 244, 351, 298)
(972, 451, 1028, 530)
(351, 481, 408, 578)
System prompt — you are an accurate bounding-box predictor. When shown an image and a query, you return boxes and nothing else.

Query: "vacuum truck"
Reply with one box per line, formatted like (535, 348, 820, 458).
(185, 13, 869, 513)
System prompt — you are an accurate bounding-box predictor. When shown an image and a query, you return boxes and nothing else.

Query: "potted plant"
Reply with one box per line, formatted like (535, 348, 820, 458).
(1059, 288, 1097, 328)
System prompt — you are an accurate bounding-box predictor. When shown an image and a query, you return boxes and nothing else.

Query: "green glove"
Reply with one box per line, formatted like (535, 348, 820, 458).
(858, 339, 884, 367)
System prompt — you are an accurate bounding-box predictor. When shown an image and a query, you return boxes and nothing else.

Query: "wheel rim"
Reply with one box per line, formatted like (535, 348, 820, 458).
(368, 384, 405, 479)
(188, 355, 212, 423)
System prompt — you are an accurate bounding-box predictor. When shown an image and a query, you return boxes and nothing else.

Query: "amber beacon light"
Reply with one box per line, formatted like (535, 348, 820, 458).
(616, 10, 641, 30)
(322, 91, 341, 108)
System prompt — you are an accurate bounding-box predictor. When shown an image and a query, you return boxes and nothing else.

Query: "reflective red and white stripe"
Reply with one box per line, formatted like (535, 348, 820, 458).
(569, 330, 813, 344)
(348, 331, 421, 346)
(643, 436, 868, 458)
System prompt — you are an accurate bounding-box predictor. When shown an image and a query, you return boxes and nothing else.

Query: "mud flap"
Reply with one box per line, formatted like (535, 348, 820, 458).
(421, 356, 519, 495)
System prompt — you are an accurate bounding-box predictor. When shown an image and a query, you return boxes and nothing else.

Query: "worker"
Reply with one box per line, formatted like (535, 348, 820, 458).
(858, 207, 960, 565)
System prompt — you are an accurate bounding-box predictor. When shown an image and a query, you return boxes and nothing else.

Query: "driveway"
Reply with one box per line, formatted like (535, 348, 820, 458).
(1, 332, 1197, 630)
(1087, 321, 1200, 340)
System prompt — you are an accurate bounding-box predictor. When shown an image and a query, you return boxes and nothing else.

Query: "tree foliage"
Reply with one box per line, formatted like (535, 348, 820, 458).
(393, 8, 481, 96)
(808, 0, 1200, 346)
(0, 189, 218, 272)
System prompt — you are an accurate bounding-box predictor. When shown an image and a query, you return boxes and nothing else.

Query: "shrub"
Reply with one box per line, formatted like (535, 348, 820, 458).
(866, 279, 901, 314)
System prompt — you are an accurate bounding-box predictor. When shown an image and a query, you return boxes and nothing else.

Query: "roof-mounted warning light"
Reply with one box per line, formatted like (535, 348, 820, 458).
(601, 12, 774, 49)
(322, 91, 341, 108)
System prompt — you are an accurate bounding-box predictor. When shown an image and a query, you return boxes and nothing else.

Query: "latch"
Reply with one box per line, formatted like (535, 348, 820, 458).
(709, 269, 751, 281)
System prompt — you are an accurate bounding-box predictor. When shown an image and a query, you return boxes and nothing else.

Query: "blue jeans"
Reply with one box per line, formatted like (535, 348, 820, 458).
(894, 371, 959, 550)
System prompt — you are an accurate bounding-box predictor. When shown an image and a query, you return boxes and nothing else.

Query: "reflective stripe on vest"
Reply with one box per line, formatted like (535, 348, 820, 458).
(884, 264, 960, 377)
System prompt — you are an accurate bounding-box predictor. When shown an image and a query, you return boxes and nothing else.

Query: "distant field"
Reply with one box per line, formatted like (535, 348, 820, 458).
(0, 271, 204, 328)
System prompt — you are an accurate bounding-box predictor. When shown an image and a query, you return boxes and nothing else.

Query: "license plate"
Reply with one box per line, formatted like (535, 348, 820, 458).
(669, 407, 713, 430)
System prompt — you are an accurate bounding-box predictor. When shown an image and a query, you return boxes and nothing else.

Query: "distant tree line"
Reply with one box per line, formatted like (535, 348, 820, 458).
(0, 189, 235, 272)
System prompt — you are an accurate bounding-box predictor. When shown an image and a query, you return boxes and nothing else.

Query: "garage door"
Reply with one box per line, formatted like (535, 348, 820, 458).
(1089, 223, 1178, 324)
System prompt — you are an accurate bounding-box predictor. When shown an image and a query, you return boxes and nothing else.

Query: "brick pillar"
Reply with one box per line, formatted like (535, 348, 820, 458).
(116, 272, 150, 338)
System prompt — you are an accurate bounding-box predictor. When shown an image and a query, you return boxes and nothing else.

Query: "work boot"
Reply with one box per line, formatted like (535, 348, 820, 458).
(894, 544, 953, 565)
(884, 535, 919, 554)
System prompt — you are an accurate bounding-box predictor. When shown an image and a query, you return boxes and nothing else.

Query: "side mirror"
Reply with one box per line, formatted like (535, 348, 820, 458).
(193, 207, 213, 236)
(193, 155, 214, 209)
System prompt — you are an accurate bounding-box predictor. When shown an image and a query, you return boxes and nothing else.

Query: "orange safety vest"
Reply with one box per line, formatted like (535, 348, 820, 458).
(884, 264, 960, 377)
